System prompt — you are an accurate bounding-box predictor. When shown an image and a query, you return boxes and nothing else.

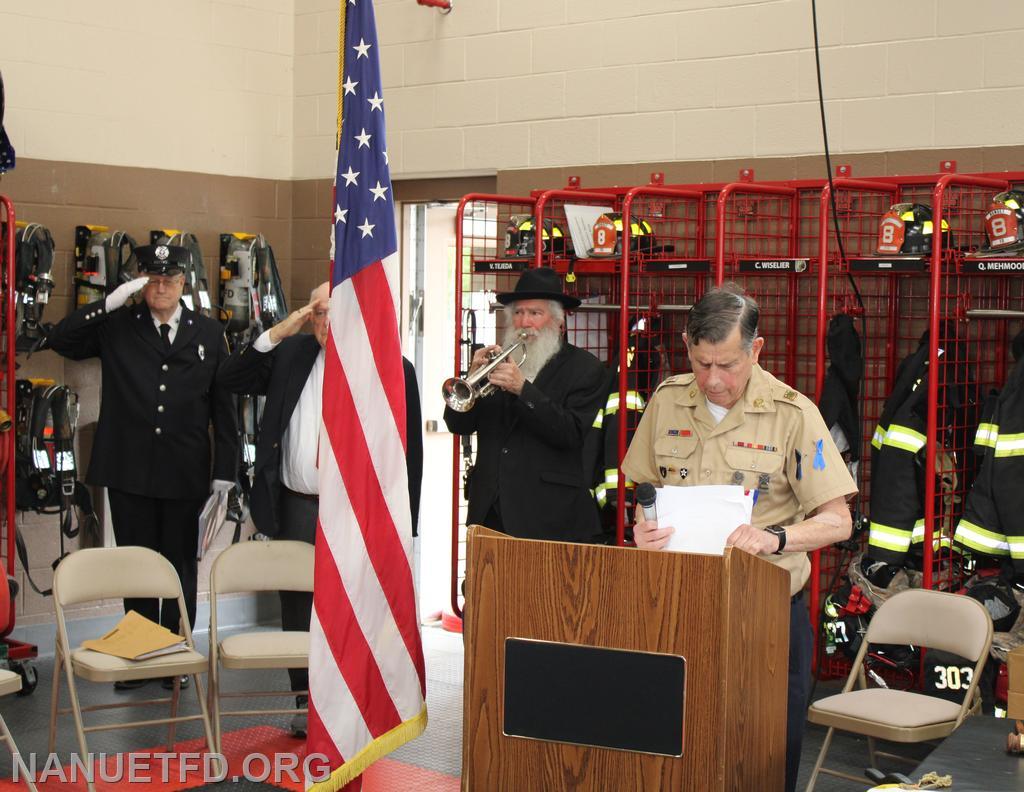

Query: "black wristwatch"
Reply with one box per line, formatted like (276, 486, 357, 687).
(764, 525, 787, 555)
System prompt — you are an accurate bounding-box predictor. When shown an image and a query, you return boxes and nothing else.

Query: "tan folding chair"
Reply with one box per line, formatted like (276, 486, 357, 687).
(49, 547, 217, 792)
(804, 587, 993, 791)
(1, 670, 38, 791)
(208, 540, 313, 753)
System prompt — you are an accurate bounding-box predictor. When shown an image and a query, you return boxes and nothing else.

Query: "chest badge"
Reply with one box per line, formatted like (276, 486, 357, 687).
(198, 343, 206, 361)
(758, 472, 771, 492)
(666, 429, 692, 437)
(731, 471, 745, 486)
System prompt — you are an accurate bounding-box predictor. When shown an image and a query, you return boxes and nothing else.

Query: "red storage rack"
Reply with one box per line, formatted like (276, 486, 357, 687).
(1, 195, 36, 688)
(813, 168, 1024, 680)
(449, 189, 619, 618)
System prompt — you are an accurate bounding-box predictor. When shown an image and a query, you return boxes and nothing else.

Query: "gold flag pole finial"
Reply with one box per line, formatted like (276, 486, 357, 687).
(336, 1, 346, 150)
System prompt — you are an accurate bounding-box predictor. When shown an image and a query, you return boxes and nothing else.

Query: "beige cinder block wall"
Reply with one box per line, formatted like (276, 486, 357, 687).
(3, 0, 1024, 631)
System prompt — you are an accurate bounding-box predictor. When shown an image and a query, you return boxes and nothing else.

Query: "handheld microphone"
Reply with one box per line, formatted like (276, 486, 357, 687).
(636, 482, 658, 523)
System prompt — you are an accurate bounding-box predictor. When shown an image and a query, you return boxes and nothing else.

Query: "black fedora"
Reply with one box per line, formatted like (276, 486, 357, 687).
(495, 267, 580, 309)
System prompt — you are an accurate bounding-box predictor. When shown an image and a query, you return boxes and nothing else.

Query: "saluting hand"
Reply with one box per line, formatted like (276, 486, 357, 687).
(105, 276, 150, 311)
(269, 298, 324, 344)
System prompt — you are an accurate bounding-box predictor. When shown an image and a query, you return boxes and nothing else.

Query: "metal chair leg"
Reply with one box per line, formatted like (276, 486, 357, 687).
(0, 712, 39, 792)
(48, 648, 62, 754)
(61, 650, 96, 792)
(804, 726, 835, 792)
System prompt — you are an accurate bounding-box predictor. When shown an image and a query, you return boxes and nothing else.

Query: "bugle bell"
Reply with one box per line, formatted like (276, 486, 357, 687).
(442, 332, 528, 412)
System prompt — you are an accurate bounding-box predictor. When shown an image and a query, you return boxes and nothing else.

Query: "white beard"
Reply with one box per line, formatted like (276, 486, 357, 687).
(503, 322, 562, 381)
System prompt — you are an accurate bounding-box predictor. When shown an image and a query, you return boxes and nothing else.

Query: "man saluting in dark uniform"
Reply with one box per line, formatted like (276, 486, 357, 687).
(48, 244, 237, 689)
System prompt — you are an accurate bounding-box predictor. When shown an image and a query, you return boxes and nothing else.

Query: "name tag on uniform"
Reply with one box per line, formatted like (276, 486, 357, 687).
(198, 343, 206, 361)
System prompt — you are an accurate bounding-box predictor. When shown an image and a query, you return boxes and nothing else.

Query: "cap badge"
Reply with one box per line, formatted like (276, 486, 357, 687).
(155, 245, 170, 261)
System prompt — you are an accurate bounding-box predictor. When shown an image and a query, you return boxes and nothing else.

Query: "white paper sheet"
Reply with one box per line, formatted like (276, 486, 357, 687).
(563, 203, 614, 259)
(657, 485, 755, 555)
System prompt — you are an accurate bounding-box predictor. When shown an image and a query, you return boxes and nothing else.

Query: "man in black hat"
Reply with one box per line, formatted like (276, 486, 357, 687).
(48, 244, 237, 690)
(444, 267, 607, 542)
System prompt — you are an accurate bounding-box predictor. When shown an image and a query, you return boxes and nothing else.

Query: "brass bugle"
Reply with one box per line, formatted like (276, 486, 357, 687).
(442, 332, 529, 412)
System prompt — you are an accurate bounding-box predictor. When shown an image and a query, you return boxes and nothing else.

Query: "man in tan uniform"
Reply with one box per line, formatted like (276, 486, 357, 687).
(622, 284, 856, 792)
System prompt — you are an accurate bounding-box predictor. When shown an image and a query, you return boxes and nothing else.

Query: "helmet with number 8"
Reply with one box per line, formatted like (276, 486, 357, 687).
(984, 190, 1024, 251)
(588, 212, 656, 258)
(876, 202, 951, 256)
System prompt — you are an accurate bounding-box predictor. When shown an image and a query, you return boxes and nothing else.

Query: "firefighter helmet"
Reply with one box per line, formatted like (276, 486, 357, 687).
(504, 215, 568, 258)
(984, 190, 1024, 251)
(876, 203, 951, 256)
(965, 577, 1021, 633)
(588, 213, 656, 258)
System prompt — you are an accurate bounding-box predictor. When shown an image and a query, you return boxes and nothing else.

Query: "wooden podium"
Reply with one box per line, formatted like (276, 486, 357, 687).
(462, 526, 790, 791)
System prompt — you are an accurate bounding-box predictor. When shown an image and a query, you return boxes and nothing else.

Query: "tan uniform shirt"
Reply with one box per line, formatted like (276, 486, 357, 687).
(622, 364, 857, 596)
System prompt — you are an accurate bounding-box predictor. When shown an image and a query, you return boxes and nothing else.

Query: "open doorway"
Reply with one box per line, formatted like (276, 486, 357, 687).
(402, 201, 459, 620)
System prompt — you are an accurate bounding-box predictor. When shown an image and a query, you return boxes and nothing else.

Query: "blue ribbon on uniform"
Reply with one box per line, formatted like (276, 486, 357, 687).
(813, 439, 826, 471)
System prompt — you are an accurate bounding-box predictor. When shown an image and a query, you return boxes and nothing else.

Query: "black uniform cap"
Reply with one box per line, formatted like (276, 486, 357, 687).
(135, 244, 188, 275)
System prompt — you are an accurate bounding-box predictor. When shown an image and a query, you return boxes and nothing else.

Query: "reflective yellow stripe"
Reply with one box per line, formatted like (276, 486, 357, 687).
(954, 519, 1010, 555)
(994, 432, 1024, 458)
(593, 483, 607, 507)
(603, 469, 634, 488)
(881, 424, 927, 453)
(908, 519, 928, 543)
(868, 521, 913, 552)
(592, 408, 604, 429)
(871, 424, 886, 450)
(604, 391, 645, 416)
(1009, 538, 1024, 560)
(975, 422, 998, 448)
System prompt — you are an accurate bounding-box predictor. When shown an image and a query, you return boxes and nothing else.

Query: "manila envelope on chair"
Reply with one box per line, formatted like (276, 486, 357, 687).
(82, 610, 188, 661)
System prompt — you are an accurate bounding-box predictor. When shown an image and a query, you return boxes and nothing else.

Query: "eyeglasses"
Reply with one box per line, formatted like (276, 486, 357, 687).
(148, 275, 184, 289)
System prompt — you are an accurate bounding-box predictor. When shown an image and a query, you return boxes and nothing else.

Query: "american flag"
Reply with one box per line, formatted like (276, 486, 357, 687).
(308, 1, 427, 789)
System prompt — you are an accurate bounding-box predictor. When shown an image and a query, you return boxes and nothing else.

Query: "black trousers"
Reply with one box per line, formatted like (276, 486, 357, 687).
(786, 593, 814, 792)
(107, 488, 205, 634)
(279, 488, 318, 694)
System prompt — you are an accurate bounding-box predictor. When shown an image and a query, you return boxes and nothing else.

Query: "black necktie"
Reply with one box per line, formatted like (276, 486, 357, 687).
(159, 323, 171, 349)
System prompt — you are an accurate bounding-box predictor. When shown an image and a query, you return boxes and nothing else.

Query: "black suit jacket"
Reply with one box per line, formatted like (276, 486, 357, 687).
(443, 342, 606, 542)
(47, 298, 237, 499)
(217, 335, 424, 537)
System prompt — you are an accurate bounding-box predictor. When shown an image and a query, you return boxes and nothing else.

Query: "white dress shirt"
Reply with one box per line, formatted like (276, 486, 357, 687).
(151, 304, 183, 344)
(255, 329, 323, 495)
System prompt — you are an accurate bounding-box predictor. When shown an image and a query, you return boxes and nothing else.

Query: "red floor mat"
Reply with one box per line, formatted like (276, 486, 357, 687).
(0, 726, 459, 791)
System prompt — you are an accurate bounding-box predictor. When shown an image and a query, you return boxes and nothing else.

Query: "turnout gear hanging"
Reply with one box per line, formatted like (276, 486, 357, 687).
(865, 329, 979, 568)
(818, 313, 863, 476)
(955, 335, 1024, 574)
(14, 223, 56, 352)
(588, 333, 660, 524)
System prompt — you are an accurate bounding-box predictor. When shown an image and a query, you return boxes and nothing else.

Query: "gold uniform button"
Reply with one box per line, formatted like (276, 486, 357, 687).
(689, 389, 697, 398)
